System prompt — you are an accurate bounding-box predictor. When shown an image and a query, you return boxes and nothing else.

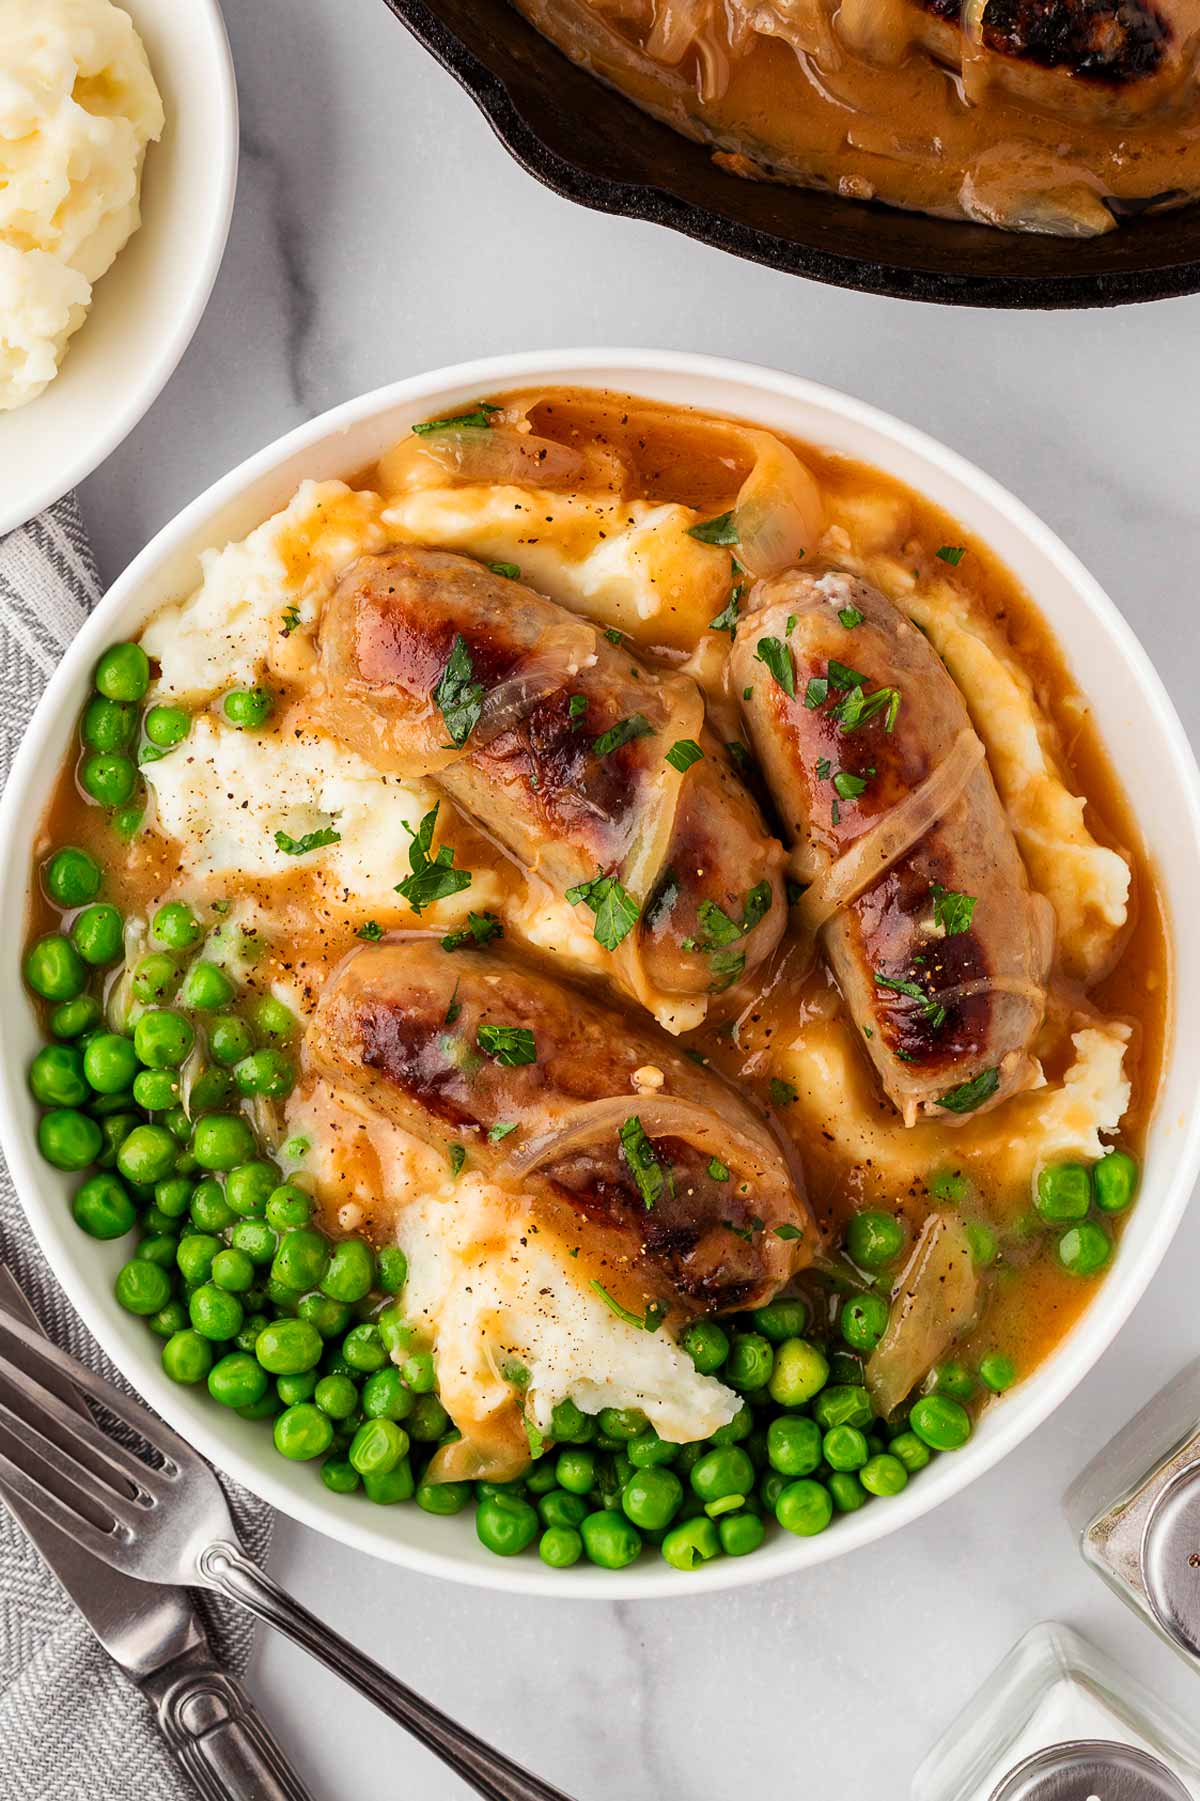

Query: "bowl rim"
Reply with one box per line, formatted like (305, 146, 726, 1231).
(2, 346, 1198, 1599)
(0, 0, 240, 536)
(381, 0, 1200, 311)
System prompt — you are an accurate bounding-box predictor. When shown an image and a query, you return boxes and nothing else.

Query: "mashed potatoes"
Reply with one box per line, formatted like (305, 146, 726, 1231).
(0, 0, 163, 410)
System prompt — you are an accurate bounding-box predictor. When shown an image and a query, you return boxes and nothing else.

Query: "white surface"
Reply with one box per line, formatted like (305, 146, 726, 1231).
(0, 0, 237, 534)
(63, 0, 1200, 1791)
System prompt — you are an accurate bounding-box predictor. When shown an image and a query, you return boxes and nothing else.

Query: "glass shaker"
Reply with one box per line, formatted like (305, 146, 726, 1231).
(911, 1621, 1200, 1800)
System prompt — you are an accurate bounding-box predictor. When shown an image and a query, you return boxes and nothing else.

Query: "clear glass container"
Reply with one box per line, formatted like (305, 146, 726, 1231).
(1064, 1357, 1200, 1664)
(911, 1622, 1200, 1801)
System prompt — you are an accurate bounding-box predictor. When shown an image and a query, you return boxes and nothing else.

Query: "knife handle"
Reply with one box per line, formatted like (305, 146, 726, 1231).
(145, 1659, 317, 1801)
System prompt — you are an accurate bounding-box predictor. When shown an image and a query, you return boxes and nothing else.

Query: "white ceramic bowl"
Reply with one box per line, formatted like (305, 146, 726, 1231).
(0, 0, 238, 536)
(2, 350, 1197, 1599)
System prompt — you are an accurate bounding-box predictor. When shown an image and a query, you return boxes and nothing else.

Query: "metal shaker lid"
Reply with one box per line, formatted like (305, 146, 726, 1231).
(988, 1740, 1192, 1800)
(1143, 1458, 1200, 1659)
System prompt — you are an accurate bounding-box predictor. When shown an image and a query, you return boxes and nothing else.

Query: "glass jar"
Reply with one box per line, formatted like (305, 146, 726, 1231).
(911, 1622, 1200, 1800)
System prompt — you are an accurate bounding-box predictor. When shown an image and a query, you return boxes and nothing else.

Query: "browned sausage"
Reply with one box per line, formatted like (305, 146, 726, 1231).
(317, 545, 786, 1023)
(731, 568, 1054, 1125)
(305, 939, 813, 1320)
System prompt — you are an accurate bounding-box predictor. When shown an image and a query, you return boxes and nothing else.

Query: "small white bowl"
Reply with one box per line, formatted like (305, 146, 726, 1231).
(0, 0, 238, 537)
(1, 350, 1197, 1599)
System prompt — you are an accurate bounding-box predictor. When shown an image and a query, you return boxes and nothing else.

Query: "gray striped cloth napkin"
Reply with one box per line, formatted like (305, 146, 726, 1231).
(0, 498, 273, 1799)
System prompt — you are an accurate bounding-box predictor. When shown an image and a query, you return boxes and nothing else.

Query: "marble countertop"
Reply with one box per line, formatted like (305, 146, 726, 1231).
(77, 1, 1200, 1793)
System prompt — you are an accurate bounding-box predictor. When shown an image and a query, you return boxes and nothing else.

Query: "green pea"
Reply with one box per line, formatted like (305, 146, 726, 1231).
(718, 1511, 765, 1557)
(82, 1032, 138, 1096)
(225, 1160, 277, 1219)
(265, 1278, 301, 1315)
(295, 1295, 347, 1341)
(376, 1305, 414, 1358)
(274, 1402, 334, 1462)
(580, 1510, 642, 1569)
(681, 1319, 729, 1374)
(935, 1360, 977, 1403)
(154, 1179, 192, 1223)
(812, 1385, 874, 1432)
(149, 901, 200, 951)
(116, 1123, 178, 1185)
(112, 803, 145, 843)
(265, 1182, 313, 1230)
(314, 1373, 359, 1420)
(210, 1247, 254, 1294)
(49, 993, 102, 1039)
(840, 1292, 890, 1354)
(230, 1217, 276, 1266)
(531, 1524, 580, 1568)
(399, 1347, 435, 1390)
(766, 1415, 822, 1478)
(828, 1472, 868, 1513)
(232, 1047, 295, 1100)
(131, 1069, 178, 1112)
(133, 1008, 194, 1069)
(29, 1044, 88, 1107)
(25, 933, 87, 1001)
(710, 1401, 754, 1447)
(276, 1371, 318, 1406)
(144, 706, 191, 750)
(363, 1461, 416, 1504)
(661, 1515, 720, 1570)
(910, 1394, 972, 1451)
(44, 846, 103, 908)
(1058, 1221, 1111, 1276)
(343, 1324, 387, 1374)
(162, 1328, 213, 1384)
(235, 1312, 270, 1354)
(189, 1282, 243, 1342)
(187, 1177, 233, 1233)
(526, 1460, 559, 1497)
(860, 1453, 908, 1497)
(1094, 1148, 1138, 1214)
(207, 1351, 268, 1409)
(1035, 1163, 1092, 1223)
(137, 1232, 180, 1270)
(596, 1407, 646, 1442)
(95, 642, 150, 702)
(191, 1113, 255, 1170)
(776, 1478, 833, 1537)
(477, 1493, 540, 1557)
(627, 1431, 677, 1469)
(319, 1237, 374, 1304)
(416, 1479, 471, 1516)
(537, 1492, 585, 1533)
(114, 1257, 171, 1316)
(80, 751, 137, 808)
(148, 1298, 188, 1339)
(823, 1425, 869, 1472)
(270, 1227, 328, 1292)
(223, 687, 274, 730)
(556, 1449, 596, 1495)
(377, 1245, 408, 1294)
(753, 1297, 808, 1343)
(768, 1338, 829, 1407)
(95, 1111, 137, 1169)
(691, 1446, 754, 1505)
(623, 1467, 683, 1531)
(81, 696, 137, 753)
(362, 1368, 413, 1421)
(181, 961, 235, 1012)
(176, 1233, 219, 1284)
(38, 1107, 102, 1170)
(209, 1016, 254, 1067)
(349, 1418, 409, 1477)
(250, 994, 296, 1043)
(965, 1220, 999, 1268)
(255, 1317, 323, 1375)
(407, 1395, 449, 1441)
(235, 1391, 281, 1422)
(725, 1332, 774, 1392)
(890, 1430, 932, 1474)
(759, 1470, 787, 1511)
(71, 1172, 135, 1239)
(979, 1352, 1017, 1393)
(846, 1210, 906, 1269)
(321, 1457, 362, 1495)
(70, 904, 124, 966)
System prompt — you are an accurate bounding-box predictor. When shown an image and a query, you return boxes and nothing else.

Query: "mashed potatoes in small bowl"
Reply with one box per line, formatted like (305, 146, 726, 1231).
(0, 0, 237, 531)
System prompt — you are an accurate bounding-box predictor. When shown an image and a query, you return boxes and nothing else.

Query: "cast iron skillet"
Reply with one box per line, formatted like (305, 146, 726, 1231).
(382, 0, 1200, 309)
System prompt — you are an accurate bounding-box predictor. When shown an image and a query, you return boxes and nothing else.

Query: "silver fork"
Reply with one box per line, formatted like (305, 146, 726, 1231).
(0, 1307, 576, 1801)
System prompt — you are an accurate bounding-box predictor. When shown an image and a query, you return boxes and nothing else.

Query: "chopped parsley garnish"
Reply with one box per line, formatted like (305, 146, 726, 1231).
(874, 971, 946, 1030)
(709, 578, 743, 635)
(815, 757, 832, 781)
(394, 803, 473, 914)
(833, 771, 869, 801)
(804, 676, 829, 710)
(831, 799, 841, 826)
(444, 981, 461, 1026)
(708, 1157, 730, 1181)
(690, 880, 772, 989)
(742, 881, 772, 932)
(568, 693, 588, 726)
(412, 402, 500, 435)
(726, 740, 753, 776)
(356, 920, 384, 941)
(709, 949, 745, 992)
(447, 1142, 467, 1176)
(274, 825, 341, 856)
(774, 1223, 804, 1241)
(488, 1121, 519, 1143)
(488, 561, 521, 579)
(432, 633, 484, 750)
(827, 659, 868, 691)
(754, 636, 796, 699)
(590, 1280, 667, 1333)
(441, 910, 503, 952)
(937, 1068, 1000, 1113)
(281, 605, 301, 636)
(769, 1078, 798, 1107)
(687, 510, 739, 546)
(603, 627, 625, 646)
(931, 884, 978, 937)
(524, 1418, 546, 1459)
(723, 1218, 756, 1243)
(619, 1115, 670, 1210)
(593, 713, 653, 758)
(565, 871, 640, 952)
(838, 605, 865, 629)
(937, 545, 967, 567)
(696, 899, 742, 949)
(831, 682, 901, 734)
(476, 1023, 537, 1067)
(665, 738, 704, 774)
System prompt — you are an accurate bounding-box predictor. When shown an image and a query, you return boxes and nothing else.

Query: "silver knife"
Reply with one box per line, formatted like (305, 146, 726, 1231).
(0, 1265, 316, 1801)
